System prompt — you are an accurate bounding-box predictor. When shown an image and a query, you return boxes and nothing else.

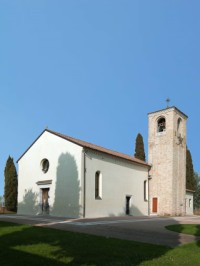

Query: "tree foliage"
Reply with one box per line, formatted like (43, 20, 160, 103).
(134, 133, 146, 161)
(186, 147, 196, 191)
(194, 172, 200, 210)
(4, 156, 18, 212)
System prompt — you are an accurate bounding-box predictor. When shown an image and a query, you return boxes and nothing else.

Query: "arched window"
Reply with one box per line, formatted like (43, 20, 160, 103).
(189, 199, 192, 208)
(177, 118, 182, 135)
(157, 117, 166, 132)
(95, 171, 102, 199)
(177, 118, 184, 144)
(144, 180, 148, 201)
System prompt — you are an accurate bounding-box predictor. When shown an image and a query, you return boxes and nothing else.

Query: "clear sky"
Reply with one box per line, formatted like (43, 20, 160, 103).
(0, 1, 200, 196)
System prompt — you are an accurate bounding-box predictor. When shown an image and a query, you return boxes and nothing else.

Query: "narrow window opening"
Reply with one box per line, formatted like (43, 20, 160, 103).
(144, 180, 148, 201)
(189, 199, 192, 208)
(177, 118, 182, 136)
(126, 196, 131, 215)
(177, 118, 184, 144)
(95, 171, 102, 199)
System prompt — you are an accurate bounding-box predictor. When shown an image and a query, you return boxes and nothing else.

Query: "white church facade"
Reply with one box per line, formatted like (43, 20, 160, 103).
(17, 106, 194, 218)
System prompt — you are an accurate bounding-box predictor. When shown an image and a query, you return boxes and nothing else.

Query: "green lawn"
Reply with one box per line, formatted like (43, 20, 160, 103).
(166, 224, 200, 236)
(1, 221, 200, 265)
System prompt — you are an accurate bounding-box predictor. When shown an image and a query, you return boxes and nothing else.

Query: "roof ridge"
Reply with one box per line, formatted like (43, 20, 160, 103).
(46, 129, 150, 167)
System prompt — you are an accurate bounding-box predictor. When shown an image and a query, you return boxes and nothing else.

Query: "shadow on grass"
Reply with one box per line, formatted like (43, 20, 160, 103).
(0, 220, 176, 266)
(166, 223, 200, 242)
(166, 224, 199, 235)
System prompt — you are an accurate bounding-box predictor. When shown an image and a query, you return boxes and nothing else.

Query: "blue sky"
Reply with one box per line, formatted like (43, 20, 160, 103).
(0, 1, 200, 196)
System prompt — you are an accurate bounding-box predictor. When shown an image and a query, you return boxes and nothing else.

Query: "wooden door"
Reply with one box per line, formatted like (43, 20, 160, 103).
(42, 188, 49, 214)
(152, 197, 158, 213)
(42, 188, 49, 204)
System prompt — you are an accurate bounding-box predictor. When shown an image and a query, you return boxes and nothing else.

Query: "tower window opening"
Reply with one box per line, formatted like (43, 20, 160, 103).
(157, 117, 166, 132)
(177, 118, 183, 144)
(177, 118, 182, 135)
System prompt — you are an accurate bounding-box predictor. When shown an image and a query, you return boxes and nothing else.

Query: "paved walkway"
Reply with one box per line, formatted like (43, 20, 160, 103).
(0, 214, 200, 247)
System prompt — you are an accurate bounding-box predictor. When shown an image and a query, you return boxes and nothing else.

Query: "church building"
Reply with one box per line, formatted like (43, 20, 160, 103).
(17, 106, 194, 218)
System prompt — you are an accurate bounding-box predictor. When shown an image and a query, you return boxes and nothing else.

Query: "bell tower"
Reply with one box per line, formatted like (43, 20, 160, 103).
(148, 106, 187, 216)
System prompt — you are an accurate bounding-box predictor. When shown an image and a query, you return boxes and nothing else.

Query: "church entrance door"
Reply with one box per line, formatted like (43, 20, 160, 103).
(152, 197, 158, 213)
(42, 188, 49, 214)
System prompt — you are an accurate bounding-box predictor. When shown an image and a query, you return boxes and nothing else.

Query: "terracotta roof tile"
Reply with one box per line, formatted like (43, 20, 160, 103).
(46, 129, 150, 168)
(186, 189, 195, 193)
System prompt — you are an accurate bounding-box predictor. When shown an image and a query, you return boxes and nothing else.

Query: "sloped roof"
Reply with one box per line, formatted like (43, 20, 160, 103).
(17, 128, 150, 168)
(148, 106, 188, 119)
(186, 189, 195, 193)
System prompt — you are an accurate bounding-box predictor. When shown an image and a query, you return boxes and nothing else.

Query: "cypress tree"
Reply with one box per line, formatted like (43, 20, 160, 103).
(134, 133, 146, 161)
(4, 156, 18, 212)
(186, 147, 196, 191)
(194, 172, 200, 210)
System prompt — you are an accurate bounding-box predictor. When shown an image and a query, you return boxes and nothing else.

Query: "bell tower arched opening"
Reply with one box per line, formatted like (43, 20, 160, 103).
(157, 117, 166, 132)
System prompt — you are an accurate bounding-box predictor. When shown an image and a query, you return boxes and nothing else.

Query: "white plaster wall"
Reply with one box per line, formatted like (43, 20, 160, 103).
(185, 192, 194, 215)
(84, 150, 149, 218)
(17, 131, 83, 218)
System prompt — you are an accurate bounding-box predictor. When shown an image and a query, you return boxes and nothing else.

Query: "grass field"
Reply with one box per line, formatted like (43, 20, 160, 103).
(1, 221, 200, 265)
(166, 224, 200, 236)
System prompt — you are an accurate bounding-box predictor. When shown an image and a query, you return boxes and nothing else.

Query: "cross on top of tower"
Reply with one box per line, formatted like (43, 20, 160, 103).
(166, 98, 170, 108)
